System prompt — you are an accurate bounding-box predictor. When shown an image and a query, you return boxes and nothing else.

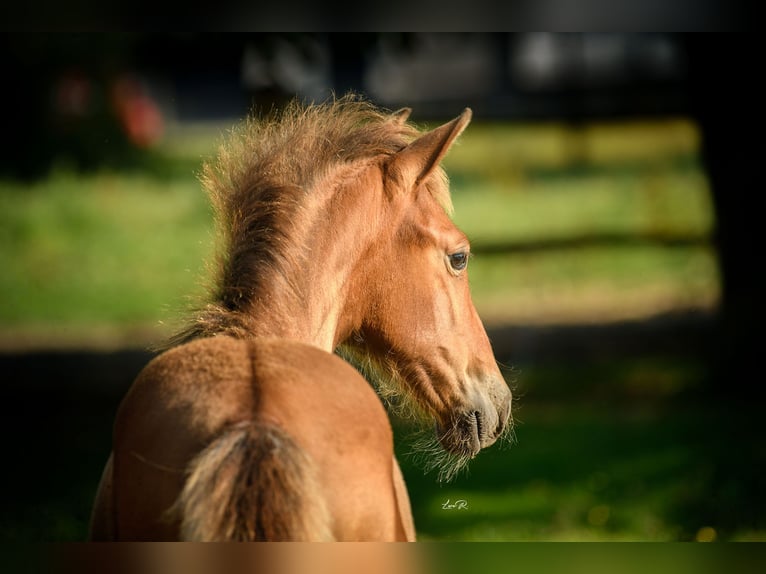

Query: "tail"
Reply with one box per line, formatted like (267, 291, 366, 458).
(175, 421, 334, 541)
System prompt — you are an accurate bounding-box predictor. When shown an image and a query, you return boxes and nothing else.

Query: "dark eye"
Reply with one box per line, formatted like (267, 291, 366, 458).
(448, 252, 469, 271)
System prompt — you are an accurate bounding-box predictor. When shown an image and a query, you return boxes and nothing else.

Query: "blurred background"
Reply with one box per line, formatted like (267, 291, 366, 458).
(0, 33, 763, 542)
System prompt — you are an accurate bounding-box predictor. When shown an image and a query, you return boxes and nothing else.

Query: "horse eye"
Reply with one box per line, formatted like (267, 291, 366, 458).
(448, 252, 468, 271)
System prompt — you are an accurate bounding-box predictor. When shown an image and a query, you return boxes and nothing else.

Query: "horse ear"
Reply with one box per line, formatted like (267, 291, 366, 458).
(388, 108, 472, 189)
(391, 107, 412, 124)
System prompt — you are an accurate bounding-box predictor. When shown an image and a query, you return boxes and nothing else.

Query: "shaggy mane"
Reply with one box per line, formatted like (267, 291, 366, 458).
(165, 94, 450, 348)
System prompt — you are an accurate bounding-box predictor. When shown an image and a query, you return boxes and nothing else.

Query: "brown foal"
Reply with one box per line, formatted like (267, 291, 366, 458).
(89, 96, 512, 541)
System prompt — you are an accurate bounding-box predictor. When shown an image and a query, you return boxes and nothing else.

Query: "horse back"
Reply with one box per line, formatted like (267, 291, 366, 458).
(105, 336, 409, 540)
(108, 336, 255, 539)
(249, 339, 405, 540)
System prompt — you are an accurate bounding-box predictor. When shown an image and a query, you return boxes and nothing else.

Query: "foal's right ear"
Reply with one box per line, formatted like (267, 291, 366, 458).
(387, 108, 472, 190)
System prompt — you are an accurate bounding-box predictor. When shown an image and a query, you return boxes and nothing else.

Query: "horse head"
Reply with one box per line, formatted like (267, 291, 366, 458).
(342, 109, 513, 477)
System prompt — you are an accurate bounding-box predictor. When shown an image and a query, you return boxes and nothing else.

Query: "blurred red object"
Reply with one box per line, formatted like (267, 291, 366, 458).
(110, 75, 164, 148)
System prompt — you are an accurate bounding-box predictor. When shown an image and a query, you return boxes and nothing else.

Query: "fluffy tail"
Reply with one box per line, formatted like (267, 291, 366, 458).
(175, 421, 333, 541)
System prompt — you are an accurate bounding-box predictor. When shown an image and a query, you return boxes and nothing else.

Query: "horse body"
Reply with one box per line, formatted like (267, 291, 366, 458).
(91, 337, 410, 541)
(90, 96, 511, 541)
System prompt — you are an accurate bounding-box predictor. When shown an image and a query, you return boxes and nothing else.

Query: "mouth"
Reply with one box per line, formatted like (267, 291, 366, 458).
(436, 410, 484, 458)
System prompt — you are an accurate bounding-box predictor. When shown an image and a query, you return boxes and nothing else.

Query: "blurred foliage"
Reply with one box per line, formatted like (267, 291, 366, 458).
(468, 245, 718, 325)
(0, 118, 719, 345)
(3, 34, 169, 180)
(442, 119, 700, 178)
(449, 167, 713, 245)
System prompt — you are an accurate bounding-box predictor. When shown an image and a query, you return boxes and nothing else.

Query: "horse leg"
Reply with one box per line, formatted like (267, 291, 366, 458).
(88, 453, 115, 540)
(393, 455, 416, 541)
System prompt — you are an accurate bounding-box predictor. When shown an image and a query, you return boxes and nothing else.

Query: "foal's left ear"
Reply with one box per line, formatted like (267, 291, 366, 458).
(390, 107, 412, 124)
(388, 108, 472, 190)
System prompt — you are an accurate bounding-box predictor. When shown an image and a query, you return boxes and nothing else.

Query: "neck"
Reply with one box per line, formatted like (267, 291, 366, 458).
(242, 163, 383, 352)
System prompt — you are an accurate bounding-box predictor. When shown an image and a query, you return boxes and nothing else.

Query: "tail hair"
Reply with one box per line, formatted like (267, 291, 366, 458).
(175, 421, 333, 541)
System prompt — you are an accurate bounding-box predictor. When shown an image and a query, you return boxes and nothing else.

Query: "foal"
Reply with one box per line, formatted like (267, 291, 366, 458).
(90, 97, 512, 541)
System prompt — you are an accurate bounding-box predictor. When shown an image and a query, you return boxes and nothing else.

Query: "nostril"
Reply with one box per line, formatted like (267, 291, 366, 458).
(473, 410, 483, 440)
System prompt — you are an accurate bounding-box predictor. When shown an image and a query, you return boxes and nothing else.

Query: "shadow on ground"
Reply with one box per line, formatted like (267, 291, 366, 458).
(0, 310, 762, 541)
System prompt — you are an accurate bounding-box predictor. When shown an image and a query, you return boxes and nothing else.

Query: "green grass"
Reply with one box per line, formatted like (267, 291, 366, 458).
(0, 169, 214, 345)
(426, 543, 745, 574)
(396, 399, 765, 542)
(0, 118, 720, 345)
(5, 353, 762, 543)
(468, 244, 719, 325)
(450, 169, 713, 246)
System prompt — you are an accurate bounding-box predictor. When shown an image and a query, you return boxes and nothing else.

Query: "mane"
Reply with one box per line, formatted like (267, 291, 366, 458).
(165, 94, 449, 348)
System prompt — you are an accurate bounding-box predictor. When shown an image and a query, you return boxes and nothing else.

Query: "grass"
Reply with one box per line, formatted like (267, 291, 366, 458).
(0, 169, 214, 347)
(468, 244, 719, 325)
(442, 118, 719, 324)
(9, 354, 759, 543)
(0, 117, 719, 346)
(449, 169, 713, 246)
(399, 404, 701, 541)
(395, 385, 765, 542)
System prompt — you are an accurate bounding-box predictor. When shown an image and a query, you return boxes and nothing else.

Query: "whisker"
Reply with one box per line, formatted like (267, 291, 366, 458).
(495, 359, 516, 373)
